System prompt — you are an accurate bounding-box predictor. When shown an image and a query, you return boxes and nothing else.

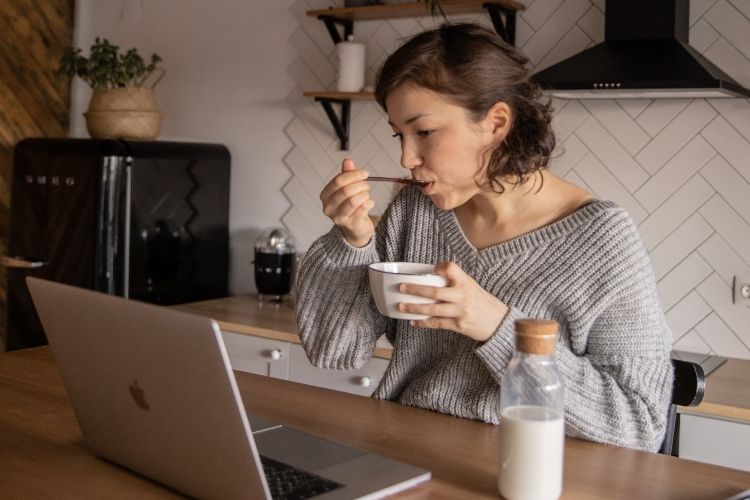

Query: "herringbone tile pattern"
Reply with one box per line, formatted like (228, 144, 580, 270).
(283, 0, 750, 359)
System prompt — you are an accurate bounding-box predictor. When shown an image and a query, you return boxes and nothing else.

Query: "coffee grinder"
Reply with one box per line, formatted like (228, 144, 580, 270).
(253, 227, 297, 302)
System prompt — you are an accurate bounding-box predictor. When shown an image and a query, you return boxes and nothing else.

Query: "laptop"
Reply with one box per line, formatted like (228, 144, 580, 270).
(26, 277, 431, 499)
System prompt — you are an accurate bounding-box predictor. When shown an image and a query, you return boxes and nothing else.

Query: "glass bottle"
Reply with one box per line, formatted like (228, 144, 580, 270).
(499, 319, 565, 500)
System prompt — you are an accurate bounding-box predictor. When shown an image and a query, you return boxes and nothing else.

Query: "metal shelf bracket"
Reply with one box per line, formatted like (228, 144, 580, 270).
(483, 3, 516, 45)
(318, 15, 354, 45)
(315, 98, 351, 150)
(308, 4, 518, 149)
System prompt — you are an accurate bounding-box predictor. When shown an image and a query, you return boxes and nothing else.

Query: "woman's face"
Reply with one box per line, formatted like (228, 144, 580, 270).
(385, 83, 503, 210)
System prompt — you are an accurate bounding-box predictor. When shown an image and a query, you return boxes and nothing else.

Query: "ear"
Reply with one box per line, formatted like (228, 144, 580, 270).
(483, 101, 511, 142)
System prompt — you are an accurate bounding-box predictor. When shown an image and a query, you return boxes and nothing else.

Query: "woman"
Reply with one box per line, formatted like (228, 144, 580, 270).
(295, 23, 673, 452)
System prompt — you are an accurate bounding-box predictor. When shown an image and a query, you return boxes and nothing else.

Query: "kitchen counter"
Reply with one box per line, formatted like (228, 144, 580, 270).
(679, 356, 750, 422)
(175, 295, 750, 424)
(2, 347, 750, 499)
(174, 294, 395, 359)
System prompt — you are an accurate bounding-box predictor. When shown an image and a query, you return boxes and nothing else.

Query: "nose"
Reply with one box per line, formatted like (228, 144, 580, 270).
(400, 138, 422, 171)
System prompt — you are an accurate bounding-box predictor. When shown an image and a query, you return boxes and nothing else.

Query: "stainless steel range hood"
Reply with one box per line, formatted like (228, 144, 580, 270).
(531, 0, 750, 99)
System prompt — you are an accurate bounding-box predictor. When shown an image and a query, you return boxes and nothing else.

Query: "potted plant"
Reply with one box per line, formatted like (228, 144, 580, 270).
(59, 38, 165, 140)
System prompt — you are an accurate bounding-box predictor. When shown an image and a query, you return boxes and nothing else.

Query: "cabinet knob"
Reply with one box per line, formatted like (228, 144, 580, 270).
(357, 376, 371, 388)
(268, 349, 283, 360)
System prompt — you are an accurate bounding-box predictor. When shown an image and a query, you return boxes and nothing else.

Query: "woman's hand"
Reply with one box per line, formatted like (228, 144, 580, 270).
(398, 262, 509, 342)
(320, 158, 375, 247)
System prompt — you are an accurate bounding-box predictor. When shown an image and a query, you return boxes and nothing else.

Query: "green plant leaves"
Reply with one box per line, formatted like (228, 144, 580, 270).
(58, 37, 163, 90)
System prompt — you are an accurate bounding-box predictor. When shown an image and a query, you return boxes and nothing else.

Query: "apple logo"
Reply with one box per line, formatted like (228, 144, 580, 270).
(129, 379, 150, 411)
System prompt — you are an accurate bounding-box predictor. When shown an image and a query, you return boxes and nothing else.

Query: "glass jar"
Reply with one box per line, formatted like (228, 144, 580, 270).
(499, 318, 565, 500)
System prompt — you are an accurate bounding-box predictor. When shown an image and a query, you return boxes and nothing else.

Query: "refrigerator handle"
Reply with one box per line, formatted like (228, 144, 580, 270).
(1, 256, 49, 269)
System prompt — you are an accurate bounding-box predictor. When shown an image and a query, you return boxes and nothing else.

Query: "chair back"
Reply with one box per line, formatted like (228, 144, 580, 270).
(660, 359, 706, 455)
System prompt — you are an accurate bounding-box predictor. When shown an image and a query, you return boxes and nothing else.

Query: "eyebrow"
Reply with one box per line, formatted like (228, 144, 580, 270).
(387, 113, 430, 127)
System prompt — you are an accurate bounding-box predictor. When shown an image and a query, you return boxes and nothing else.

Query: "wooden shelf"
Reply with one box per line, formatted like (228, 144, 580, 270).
(303, 91, 375, 100)
(304, 0, 526, 149)
(307, 0, 524, 45)
(306, 0, 525, 22)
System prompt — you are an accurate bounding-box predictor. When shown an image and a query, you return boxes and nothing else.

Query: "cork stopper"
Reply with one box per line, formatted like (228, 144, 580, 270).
(514, 319, 558, 355)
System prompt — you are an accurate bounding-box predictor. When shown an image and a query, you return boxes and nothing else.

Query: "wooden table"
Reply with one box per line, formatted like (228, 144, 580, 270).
(1, 348, 750, 499)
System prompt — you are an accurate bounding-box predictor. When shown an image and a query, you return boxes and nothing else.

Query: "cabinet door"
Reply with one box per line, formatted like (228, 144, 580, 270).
(220, 331, 289, 379)
(288, 344, 389, 396)
(679, 414, 750, 472)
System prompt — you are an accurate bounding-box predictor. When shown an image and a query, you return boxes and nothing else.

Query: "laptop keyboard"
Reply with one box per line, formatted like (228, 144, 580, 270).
(260, 455, 344, 500)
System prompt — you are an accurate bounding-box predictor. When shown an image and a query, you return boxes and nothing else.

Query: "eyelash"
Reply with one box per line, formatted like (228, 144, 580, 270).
(391, 130, 435, 140)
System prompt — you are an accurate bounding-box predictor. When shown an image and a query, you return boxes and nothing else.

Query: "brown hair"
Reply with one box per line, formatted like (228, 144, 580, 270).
(375, 22, 555, 193)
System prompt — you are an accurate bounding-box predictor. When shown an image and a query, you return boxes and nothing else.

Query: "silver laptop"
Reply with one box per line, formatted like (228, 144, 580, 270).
(26, 277, 430, 499)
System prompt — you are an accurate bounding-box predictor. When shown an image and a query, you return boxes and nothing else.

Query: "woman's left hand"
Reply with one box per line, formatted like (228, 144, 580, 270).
(398, 261, 509, 342)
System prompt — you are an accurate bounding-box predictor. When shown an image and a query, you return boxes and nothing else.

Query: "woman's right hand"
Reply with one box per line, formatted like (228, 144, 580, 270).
(320, 158, 375, 247)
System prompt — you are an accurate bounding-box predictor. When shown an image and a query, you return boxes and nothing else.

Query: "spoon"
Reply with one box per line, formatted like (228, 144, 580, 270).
(367, 176, 429, 187)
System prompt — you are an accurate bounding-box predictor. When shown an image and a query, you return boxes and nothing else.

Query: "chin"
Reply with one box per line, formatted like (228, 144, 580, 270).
(428, 195, 458, 211)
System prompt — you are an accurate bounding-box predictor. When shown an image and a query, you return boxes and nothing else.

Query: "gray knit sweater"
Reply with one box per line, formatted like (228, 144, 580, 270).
(296, 186, 674, 452)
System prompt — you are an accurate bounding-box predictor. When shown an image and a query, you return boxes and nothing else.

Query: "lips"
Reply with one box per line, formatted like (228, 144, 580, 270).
(419, 181, 433, 194)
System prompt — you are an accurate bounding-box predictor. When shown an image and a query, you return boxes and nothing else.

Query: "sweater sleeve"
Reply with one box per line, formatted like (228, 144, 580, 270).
(557, 214, 673, 452)
(556, 282, 674, 451)
(477, 210, 674, 452)
(295, 190, 410, 370)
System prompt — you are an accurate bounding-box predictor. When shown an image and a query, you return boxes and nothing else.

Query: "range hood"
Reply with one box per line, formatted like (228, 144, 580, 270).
(531, 0, 750, 99)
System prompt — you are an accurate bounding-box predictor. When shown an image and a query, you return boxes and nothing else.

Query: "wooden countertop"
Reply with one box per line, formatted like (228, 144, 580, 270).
(174, 295, 300, 343)
(681, 357, 750, 423)
(174, 294, 396, 359)
(2, 347, 750, 499)
(175, 295, 750, 424)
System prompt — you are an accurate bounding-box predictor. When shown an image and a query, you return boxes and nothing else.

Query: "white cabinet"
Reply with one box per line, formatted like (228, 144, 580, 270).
(288, 344, 389, 397)
(220, 331, 390, 397)
(220, 330, 289, 379)
(679, 414, 750, 472)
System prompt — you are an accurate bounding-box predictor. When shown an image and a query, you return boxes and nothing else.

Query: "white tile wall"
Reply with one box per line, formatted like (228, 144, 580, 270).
(701, 116, 750, 183)
(658, 252, 713, 311)
(574, 113, 649, 192)
(617, 98, 651, 119)
(674, 330, 712, 355)
(582, 100, 650, 154)
(705, 1, 750, 55)
(638, 175, 714, 250)
(650, 213, 713, 280)
(635, 99, 690, 139)
(284, 0, 750, 359)
(699, 234, 750, 285)
(694, 313, 750, 359)
(634, 135, 716, 212)
(709, 98, 750, 142)
(634, 100, 716, 175)
(666, 292, 711, 341)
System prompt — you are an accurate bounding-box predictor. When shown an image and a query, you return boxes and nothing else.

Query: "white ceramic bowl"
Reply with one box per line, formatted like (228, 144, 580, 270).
(368, 262, 448, 320)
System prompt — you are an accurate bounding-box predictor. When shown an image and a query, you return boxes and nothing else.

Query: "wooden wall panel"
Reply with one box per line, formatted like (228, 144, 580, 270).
(0, 0, 73, 349)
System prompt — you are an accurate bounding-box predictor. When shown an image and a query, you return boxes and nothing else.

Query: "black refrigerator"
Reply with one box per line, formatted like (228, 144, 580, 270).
(4, 138, 231, 350)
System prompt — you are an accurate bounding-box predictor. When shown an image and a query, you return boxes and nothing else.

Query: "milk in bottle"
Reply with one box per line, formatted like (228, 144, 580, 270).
(499, 319, 564, 500)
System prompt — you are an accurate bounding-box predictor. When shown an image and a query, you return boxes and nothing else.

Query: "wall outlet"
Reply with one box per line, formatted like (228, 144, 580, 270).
(732, 276, 750, 305)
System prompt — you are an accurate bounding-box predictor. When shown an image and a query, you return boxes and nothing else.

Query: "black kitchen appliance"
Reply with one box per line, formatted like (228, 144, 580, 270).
(4, 138, 230, 350)
(254, 227, 296, 301)
(531, 0, 750, 99)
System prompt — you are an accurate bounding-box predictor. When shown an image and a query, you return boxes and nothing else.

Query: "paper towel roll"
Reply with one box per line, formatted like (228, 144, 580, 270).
(336, 37, 366, 92)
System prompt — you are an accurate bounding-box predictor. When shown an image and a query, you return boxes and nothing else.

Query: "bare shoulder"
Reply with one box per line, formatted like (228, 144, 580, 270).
(544, 172, 594, 217)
